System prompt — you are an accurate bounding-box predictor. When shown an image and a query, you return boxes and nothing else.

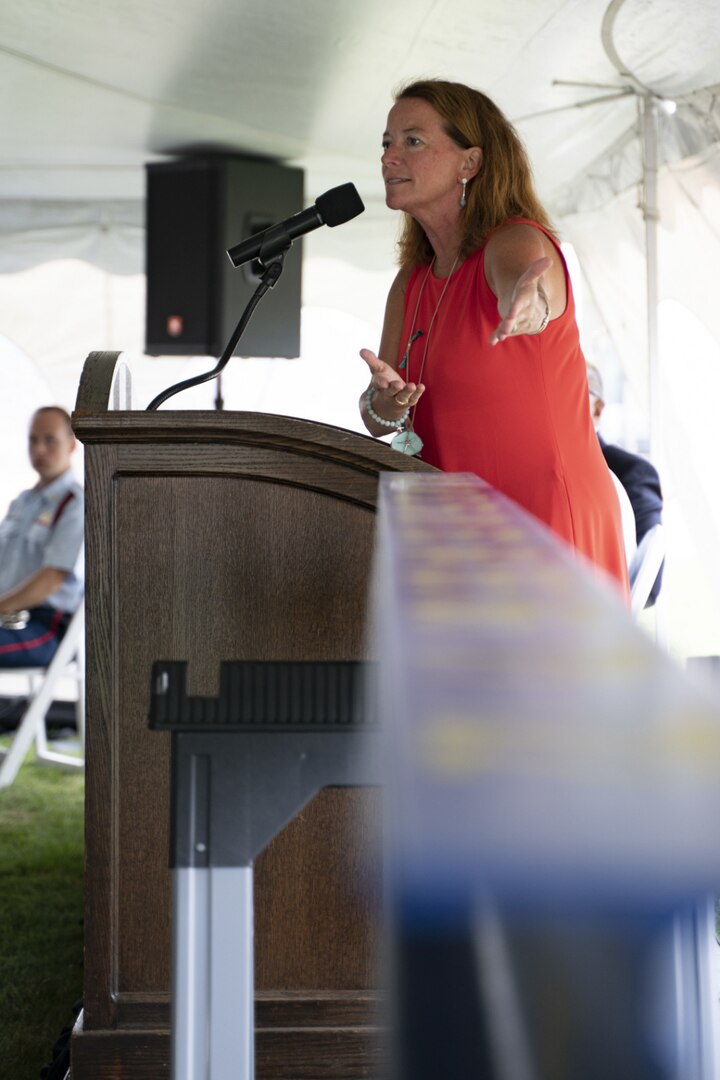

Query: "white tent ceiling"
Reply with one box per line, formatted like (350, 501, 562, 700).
(0, 0, 717, 226)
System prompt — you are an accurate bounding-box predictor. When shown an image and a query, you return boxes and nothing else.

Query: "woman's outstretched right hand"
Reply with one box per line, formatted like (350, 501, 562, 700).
(359, 349, 425, 411)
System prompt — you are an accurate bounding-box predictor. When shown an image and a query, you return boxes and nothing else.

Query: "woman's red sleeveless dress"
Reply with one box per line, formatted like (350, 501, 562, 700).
(399, 220, 629, 597)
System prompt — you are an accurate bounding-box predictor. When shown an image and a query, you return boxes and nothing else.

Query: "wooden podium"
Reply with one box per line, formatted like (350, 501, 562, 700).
(70, 353, 434, 1080)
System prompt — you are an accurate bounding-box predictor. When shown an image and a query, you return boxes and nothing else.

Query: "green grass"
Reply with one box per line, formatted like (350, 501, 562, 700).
(0, 740, 84, 1079)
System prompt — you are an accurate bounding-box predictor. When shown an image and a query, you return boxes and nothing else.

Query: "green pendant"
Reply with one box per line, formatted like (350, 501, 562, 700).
(391, 430, 423, 456)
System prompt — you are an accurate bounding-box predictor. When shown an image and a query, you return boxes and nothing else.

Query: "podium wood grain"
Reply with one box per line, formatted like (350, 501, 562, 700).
(71, 354, 433, 1079)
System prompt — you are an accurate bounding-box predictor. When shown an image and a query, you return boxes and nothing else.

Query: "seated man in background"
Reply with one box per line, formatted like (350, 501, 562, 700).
(0, 407, 84, 666)
(587, 364, 664, 606)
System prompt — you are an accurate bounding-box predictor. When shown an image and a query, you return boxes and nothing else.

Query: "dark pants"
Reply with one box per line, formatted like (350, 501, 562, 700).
(0, 606, 71, 668)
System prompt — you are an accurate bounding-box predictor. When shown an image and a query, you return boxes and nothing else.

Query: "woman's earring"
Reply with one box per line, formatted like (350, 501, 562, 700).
(460, 178, 468, 209)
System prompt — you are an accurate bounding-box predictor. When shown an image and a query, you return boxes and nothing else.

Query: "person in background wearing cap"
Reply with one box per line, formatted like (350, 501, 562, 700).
(0, 407, 84, 666)
(587, 364, 664, 606)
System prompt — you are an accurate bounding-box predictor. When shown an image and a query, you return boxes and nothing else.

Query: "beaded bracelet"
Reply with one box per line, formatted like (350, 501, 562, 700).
(366, 387, 409, 430)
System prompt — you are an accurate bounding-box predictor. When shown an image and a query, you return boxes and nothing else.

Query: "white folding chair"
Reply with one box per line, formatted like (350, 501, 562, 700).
(609, 471, 637, 569)
(0, 601, 85, 790)
(628, 524, 665, 616)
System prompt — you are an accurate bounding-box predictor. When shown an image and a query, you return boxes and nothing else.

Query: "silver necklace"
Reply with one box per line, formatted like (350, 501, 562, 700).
(392, 254, 460, 456)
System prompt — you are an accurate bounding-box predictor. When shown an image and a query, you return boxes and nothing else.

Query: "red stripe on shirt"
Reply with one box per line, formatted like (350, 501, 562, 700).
(51, 491, 75, 526)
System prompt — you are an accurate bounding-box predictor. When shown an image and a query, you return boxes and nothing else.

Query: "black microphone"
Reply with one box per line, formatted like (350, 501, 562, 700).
(226, 182, 365, 268)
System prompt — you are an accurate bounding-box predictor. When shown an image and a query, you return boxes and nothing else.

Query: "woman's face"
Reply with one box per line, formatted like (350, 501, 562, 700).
(381, 97, 469, 221)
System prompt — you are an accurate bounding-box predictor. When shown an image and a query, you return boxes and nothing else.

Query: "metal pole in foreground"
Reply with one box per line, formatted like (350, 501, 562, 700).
(172, 866, 254, 1080)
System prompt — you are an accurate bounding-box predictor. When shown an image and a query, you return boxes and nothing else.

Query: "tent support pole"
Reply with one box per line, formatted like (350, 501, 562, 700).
(641, 94, 661, 465)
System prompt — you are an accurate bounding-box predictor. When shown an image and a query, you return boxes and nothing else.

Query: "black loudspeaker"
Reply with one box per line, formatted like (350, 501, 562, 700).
(145, 156, 304, 358)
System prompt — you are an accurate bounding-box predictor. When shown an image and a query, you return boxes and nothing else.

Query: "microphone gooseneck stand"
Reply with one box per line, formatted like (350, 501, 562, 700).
(146, 244, 287, 412)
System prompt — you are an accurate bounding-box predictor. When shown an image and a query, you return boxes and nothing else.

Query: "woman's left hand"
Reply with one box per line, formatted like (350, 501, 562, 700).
(489, 256, 552, 345)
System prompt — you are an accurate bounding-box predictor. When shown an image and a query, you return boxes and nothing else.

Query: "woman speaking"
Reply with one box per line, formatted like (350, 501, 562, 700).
(359, 78, 628, 597)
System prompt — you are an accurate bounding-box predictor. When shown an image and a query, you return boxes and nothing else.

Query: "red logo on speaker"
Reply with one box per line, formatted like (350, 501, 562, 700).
(167, 315, 183, 337)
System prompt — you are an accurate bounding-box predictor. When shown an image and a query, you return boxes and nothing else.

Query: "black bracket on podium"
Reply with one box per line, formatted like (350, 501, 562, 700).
(149, 659, 380, 867)
(149, 659, 380, 1080)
